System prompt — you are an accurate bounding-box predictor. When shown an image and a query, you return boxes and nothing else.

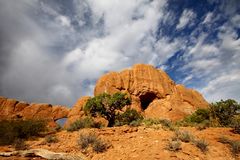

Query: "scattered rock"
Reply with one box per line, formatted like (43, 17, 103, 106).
(0, 149, 87, 160)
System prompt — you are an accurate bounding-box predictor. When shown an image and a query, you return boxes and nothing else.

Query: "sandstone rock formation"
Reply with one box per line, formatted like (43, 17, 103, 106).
(64, 96, 90, 128)
(0, 64, 209, 127)
(0, 96, 69, 127)
(94, 64, 209, 120)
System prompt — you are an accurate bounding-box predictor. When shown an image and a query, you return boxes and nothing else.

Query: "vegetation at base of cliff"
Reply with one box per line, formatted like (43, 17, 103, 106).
(0, 119, 47, 145)
(67, 117, 102, 132)
(177, 99, 240, 131)
(114, 108, 143, 126)
(84, 92, 132, 127)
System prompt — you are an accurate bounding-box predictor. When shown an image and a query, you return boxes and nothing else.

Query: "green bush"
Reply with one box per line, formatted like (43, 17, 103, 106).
(210, 99, 240, 126)
(231, 115, 240, 134)
(67, 117, 102, 132)
(179, 99, 240, 128)
(84, 92, 131, 127)
(115, 108, 143, 126)
(0, 119, 47, 145)
(129, 119, 142, 127)
(184, 108, 210, 124)
(78, 133, 108, 153)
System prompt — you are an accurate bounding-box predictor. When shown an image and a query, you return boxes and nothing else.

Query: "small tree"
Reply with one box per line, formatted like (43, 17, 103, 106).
(84, 92, 131, 127)
(210, 99, 240, 126)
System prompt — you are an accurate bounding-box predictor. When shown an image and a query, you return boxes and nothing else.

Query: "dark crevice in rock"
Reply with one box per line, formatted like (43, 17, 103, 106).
(139, 92, 157, 110)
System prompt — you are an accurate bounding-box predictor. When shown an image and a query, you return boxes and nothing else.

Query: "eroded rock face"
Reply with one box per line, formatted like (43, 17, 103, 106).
(64, 96, 90, 128)
(0, 96, 69, 127)
(94, 64, 209, 120)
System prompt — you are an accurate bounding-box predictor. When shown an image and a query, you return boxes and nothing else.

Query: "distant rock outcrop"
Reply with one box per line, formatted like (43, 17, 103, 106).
(0, 96, 69, 127)
(94, 64, 209, 120)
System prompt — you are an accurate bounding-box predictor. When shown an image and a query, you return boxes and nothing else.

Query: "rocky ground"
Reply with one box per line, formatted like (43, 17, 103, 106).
(0, 125, 240, 160)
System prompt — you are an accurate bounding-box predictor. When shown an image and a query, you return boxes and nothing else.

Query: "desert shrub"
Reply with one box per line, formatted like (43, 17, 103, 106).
(142, 118, 162, 126)
(233, 123, 240, 134)
(179, 99, 240, 128)
(194, 139, 208, 153)
(231, 141, 240, 156)
(218, 136, 240, 156)
(45, 135, 59, 143)
(174, 130, 194, 143)
(218, 136, 231, 144)
(67, 117, 102, 132)
(159, 119, 176, 131)
(129, 119, 142, 127)
(115, 108, 143, 126)
(0, 119, 47, 145)
(231, 115, 240, 134)
(166, 140, 182, 152)
(210, 99, 240, 126)
(84, 92, 131, 127)
(92, 139, 108, 153)
(13, 139, 28, 150)
(185, 108, 210, 124)
(78, 133, 108, 153)
(142, 118, 176, 130)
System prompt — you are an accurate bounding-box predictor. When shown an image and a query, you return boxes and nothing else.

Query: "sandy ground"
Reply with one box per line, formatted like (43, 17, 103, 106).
(0, 126, 240, 160)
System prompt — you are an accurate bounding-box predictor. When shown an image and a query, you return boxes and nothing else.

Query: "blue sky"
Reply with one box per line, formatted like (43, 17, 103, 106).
(0, 0, 239, 106)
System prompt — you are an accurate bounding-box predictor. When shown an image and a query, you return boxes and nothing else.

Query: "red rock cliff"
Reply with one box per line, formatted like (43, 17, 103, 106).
(94, 64, 209, 120)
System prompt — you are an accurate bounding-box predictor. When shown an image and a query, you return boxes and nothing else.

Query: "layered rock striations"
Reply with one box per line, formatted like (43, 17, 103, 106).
(0, 96, 69, 127)
(94, 64, 209, 120)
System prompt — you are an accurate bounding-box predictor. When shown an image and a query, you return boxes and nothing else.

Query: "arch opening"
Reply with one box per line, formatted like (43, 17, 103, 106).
(139, 92, 156, 110)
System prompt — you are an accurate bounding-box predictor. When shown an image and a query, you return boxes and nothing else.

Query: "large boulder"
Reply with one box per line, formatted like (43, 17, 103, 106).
(94, 64, 209, 120)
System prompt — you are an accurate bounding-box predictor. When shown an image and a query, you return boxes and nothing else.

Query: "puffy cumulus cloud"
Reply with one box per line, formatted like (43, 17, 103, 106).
(0, 0, 176, 106)
(176, 9, 196, 29)
(0, 0, 239, 106)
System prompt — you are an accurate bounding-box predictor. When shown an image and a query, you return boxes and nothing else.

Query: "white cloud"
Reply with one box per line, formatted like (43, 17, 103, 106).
(181, 19, 240, 102)
(1, 0, 239, 107)
(201, 69, 240, 102)
(55, 15, 71, 28)
(231, 14, 240, 28)
(176, 9, 196, 29)
(0, 0, 172, 106)
(203, 12, 213, 24)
